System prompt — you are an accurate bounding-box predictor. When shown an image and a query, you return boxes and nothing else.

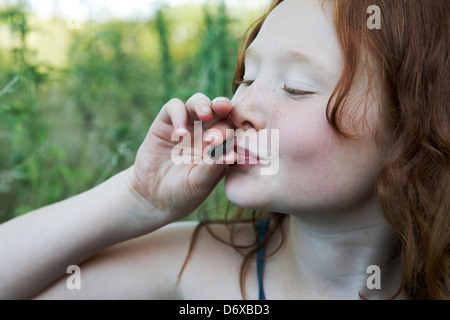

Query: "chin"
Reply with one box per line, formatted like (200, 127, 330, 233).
(224, 175, 273, 211)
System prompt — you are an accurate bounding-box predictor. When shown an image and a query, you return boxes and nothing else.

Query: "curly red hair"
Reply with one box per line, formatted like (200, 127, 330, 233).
(181, 0, 450, 300)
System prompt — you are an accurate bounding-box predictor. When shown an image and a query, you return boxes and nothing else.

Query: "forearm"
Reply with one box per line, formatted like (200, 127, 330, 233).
(0, 166, 166, 299)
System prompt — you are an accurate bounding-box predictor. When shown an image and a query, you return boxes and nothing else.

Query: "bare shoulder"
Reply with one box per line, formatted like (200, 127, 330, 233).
(33, 221, 199, 299)
(34, 220, 256, 299)
(89, 220, 257, 300)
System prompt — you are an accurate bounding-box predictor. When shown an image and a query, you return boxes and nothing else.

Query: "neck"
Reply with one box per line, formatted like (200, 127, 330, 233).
(276, 197, 403, 299)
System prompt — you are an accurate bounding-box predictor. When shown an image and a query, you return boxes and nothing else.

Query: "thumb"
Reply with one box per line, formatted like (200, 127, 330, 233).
(187, 145, 238, 193)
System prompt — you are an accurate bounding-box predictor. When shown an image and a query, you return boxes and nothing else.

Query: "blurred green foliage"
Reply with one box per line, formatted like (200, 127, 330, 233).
(0, 1, 262, 223)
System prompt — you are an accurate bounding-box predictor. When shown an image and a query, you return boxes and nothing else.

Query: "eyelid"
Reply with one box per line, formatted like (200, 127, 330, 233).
(236, 79, 254, 86)
(236, 79, 315, 97)
(283, 84, 315, 97)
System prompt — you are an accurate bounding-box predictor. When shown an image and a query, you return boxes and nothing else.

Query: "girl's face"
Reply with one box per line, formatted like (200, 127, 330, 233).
(225, 0, 384, 215)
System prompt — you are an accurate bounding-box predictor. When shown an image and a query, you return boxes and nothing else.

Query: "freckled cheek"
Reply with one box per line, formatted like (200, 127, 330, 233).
(276, 109, 337, 161)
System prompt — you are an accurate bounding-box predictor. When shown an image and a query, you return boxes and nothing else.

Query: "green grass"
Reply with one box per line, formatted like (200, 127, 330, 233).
(0, 1, 264, 223)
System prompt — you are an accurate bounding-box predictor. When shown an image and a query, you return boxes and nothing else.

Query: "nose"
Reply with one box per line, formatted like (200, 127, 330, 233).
(230, 83, 267, 131)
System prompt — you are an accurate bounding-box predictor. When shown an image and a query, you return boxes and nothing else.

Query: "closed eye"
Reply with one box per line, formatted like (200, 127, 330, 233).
(283, 85, 315, 97)
(236, 79, 254, 87)
(236, 80, 315, 98)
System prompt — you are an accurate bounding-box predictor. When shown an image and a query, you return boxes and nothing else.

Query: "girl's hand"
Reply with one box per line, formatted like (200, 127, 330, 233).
(128, 93, 237, 223)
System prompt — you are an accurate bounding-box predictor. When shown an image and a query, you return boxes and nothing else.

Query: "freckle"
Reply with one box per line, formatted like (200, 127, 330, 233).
(271, 101, 283, 121)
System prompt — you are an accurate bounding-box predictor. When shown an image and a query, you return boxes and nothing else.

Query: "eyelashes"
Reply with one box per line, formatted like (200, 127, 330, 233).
(235, 79, 315, 98)
(235, 79, 254, 86)
(234, 79, 254, 95)
(282, 85, 315, 97)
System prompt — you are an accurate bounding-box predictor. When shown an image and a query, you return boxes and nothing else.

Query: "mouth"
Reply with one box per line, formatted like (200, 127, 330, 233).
(207, 129, 279, 175)
(233, 139, 260, 165)
(208, 137, 261, 165)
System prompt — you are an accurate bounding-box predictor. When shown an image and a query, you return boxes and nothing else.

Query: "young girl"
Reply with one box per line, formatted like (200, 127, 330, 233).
(0, 0, 448, 300)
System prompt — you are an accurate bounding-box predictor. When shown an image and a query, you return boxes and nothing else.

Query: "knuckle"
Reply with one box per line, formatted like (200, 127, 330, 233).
(188, 92, 210, 106)
(191, 92, 208, 100)
(163, 98, 185, 113)
(167, 98, 184, 106)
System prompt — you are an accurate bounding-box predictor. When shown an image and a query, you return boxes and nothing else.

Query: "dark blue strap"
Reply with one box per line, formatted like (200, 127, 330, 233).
(255, 218, 270, 300)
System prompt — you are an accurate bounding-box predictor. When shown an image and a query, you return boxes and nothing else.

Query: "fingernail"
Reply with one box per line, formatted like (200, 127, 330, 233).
(201, 106, 212, 114)
(175, 127, 189, 136)
(212, 97, 229, 104)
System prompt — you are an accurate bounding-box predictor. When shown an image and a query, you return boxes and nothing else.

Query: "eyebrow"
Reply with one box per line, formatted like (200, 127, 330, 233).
(244, 46, 329, 87)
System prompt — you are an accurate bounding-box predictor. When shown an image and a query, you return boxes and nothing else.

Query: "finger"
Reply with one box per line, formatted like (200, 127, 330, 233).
(185, 94, 234, 129)
(211, 97, 233, 118)
(206, 138, 235, 160)
(188, 148, 238, 190)
(185, 92, 213, 123)
(204, 121, 235, 147)
(203, 144, 238, 165)
(159, 98, 189, 135)
(202, 97, 234, 130)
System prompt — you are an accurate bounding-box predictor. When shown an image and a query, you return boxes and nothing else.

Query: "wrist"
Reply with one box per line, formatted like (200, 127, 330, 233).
(123, 165, 154, 213)
(119, 166, 173, 231)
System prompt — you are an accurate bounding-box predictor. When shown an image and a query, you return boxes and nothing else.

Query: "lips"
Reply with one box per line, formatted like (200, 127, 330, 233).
(233, 139, 260, 165)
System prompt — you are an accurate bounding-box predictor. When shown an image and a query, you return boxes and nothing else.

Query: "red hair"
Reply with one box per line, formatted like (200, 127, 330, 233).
(181, 0, 450, 300)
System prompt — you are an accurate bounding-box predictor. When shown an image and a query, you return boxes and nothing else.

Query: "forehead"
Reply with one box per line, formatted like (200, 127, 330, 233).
(246, 0, 343, 80)
(255, 0, 336, 45)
